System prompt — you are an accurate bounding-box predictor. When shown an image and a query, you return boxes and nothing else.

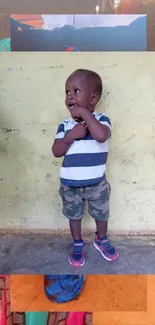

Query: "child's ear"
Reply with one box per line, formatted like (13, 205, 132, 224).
(90, 92, 100, 106)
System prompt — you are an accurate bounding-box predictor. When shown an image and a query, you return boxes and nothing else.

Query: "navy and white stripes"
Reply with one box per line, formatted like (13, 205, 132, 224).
(55, 112, 111, 187)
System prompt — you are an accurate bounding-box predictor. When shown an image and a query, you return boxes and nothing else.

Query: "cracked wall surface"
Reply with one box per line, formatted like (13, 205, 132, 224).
(0, 52, 155, 233)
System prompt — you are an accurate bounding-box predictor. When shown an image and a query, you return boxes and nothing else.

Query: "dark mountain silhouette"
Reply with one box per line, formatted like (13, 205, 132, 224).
(10, 16, 146, 51)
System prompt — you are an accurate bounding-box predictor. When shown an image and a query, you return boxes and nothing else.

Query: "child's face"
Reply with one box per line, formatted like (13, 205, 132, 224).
(65, 73, 94, 113)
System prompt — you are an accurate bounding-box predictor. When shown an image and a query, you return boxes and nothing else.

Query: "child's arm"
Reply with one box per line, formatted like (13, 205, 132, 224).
(52, 122, 88, 157)
(52, 136, 73, 158)
(81, 109, 110, 142)
(71, 107, 111, 143)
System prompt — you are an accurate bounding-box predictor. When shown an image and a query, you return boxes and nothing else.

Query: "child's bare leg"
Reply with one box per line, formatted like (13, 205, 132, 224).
(69, 219, 82, 241)
(95, 220, 108, 238)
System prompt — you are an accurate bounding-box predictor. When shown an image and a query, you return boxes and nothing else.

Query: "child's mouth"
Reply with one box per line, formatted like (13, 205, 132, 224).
(68, 103, 76, 109)
(68, 103, 82, 122)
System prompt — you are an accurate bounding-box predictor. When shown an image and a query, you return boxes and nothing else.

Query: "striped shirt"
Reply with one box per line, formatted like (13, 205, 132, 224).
(55, 111, 111, 187)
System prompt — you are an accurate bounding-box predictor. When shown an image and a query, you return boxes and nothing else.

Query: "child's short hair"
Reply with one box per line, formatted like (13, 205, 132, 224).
(74, 69, 103, 99)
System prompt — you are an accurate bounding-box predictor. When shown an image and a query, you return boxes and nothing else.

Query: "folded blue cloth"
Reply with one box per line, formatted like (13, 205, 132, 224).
(44, 275, 85, 303)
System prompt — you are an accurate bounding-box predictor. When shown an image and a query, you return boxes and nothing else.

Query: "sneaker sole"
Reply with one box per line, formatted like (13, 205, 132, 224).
(68, 256, 85, 267)
(93, 241, 119, 261)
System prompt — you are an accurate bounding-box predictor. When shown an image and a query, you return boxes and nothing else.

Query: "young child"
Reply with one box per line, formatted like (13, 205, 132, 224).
(52, 69, 119, 267)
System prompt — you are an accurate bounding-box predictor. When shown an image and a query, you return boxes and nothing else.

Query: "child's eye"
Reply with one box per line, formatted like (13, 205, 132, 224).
(75, 89, 80, 94)
(66, 90, 70, 94)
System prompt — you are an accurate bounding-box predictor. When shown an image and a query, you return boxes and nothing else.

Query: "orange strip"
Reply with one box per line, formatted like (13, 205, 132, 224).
(93, 275, 155, 325)
(10, 14, 43, 27)
(10, 275, 146, 312)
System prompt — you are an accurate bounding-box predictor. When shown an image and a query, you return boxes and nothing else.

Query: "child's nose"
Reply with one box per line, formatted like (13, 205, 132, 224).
(68, 92, 74, 100)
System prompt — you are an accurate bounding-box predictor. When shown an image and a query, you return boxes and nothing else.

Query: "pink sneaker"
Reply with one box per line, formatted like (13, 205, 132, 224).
(93, 233, 119, 261)
(69, 241, 86, 267)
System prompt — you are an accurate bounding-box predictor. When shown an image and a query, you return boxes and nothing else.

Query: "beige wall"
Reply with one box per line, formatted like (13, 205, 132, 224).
(0, 52, 155, 234)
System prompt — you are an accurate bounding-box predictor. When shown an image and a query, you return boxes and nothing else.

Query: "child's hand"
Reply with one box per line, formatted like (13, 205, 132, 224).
(70, 105, 87, 122)
(70, 122, 88, 140)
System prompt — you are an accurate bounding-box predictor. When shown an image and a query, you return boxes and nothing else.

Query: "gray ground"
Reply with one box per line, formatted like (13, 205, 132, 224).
(0, 233, 155, 274)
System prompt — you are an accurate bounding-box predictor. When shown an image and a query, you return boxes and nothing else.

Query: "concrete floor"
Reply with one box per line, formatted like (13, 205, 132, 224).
(0, 233, 155, 274)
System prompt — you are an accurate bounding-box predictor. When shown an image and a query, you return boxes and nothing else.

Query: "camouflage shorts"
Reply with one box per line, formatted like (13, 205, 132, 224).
(59, 177, 111, 221)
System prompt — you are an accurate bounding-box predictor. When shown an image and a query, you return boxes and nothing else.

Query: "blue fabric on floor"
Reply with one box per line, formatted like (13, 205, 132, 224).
(44, 275, 85, 303)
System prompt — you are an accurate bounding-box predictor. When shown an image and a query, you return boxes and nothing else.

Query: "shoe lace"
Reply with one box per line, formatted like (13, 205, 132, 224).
(99, 238, 114, 252)
(72, 244, 84, 258)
